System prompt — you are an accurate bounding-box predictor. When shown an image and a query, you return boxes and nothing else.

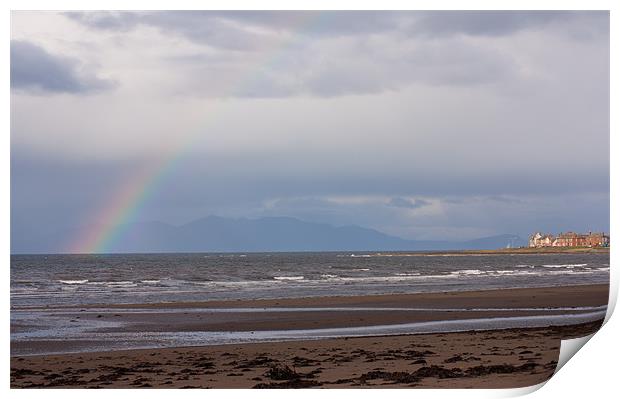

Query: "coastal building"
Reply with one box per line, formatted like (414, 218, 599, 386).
(553, 232, 586, 247)
(528, 231, 609, 248)
(528, 232, 554, 248)
(585, 232, 610, 247)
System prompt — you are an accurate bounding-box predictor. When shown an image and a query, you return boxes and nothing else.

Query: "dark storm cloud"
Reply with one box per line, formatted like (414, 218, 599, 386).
(10, 40, 115, 94)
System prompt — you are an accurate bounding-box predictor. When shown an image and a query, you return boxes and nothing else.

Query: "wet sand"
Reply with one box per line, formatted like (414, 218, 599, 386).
(10, 284, 609, 388)
(11, 321, 603, 388)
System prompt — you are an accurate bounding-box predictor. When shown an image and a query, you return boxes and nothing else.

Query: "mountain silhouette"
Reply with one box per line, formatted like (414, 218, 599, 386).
(12, 215, 526, 254)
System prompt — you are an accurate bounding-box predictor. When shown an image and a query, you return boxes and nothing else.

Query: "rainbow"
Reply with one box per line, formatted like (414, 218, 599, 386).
(69, 12, 323, 254)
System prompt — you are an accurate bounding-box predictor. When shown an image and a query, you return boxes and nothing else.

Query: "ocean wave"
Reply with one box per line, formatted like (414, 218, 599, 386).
(105, 281, 137, 286)
(147, 268, 608, 287)
(321, 274, 459, 283)
(546, 270, 595, 276)
(273, 276, 305, 281)
(449, 269, 485, 276)
(10, 287, 39, 292)
(541, 263, 588, 268)
(58, 280, 88, 285)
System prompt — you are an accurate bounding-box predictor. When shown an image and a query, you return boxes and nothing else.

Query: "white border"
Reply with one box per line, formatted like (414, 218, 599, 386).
(4, 1, 616, 398)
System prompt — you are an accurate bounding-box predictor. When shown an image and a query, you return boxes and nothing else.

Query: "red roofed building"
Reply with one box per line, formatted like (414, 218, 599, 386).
(528, 231, 609, 248)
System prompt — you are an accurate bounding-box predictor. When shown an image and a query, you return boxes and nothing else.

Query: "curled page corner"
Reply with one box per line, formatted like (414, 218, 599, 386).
(555, 333, 595, 373)
(501, 380, 548, 398)
(553, 282, 614, 378)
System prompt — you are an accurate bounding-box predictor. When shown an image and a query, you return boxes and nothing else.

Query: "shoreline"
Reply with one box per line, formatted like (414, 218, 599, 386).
(31, 283, 607, 310)
(11, 247, 610, 257)
(370, 247, 610, 255)
(12, 284, 609, 355)
(11, 283, 609, 388)
(11, 320, 604, 388)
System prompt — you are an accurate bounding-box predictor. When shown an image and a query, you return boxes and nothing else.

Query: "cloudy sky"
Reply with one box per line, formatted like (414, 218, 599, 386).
(11, 11, 609, 250)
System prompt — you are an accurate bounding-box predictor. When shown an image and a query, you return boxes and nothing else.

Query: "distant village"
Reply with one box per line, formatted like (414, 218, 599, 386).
(529, 231, 610, 248)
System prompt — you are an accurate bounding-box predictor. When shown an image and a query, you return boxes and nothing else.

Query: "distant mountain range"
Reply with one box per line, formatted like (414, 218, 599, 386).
(12, 215, 526, 254)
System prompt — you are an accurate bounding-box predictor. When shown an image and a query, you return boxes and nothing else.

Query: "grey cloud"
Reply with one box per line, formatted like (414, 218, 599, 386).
(170, 35, 520, 98)
(257, 193, 608, 241)
(10, 149, 610, 244)
(66, 11, 401, 44)
(404, 40, 518, 86)
(485, 196, 525, 204)
(66, 11, 605, 42)
(142, 12, 269, 51)
(258, 196, 406, 232)
(64, 11, 606, 98)
(215, 11, 403, 37)
(419, 193, 609, 241)
(409, 11, 608, 38)
(301, 40, 514, 95)
(11, 40, 115, 94)
(297, 37, 519, 97)
(64, 11, 141, 31)
(10, 10, 609, 247)
(441, 196, 525, 205)
(387, 197, 430, 209)
(66, 11, 278, 51)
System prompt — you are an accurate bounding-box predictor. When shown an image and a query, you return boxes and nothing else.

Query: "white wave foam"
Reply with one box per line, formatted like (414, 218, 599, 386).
(58, 280, 88, 285)
(546, 270, 595, 276)
(449, 269, 485, 276)
(105, 281, 136, 286)
(324, 274, 458, 283)
(273, 276, 305, 281)
(541, 263, 588, 268)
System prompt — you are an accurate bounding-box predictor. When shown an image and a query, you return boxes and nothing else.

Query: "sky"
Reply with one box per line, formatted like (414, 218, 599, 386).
(10, 11, 610, 251)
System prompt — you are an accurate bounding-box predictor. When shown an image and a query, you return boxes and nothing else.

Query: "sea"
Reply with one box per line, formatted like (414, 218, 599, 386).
(10, 252, 610, 355)
(11, 252, 610, 309)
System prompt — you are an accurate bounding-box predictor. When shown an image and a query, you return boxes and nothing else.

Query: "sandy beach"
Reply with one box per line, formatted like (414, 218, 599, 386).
(10, 284, 608, 388)
(10, 321, 603, 389)
(10, 7, 611, 391)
